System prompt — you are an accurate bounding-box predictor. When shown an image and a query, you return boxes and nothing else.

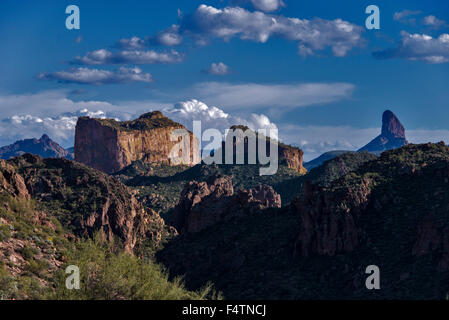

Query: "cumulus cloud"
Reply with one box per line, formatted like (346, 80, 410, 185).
(0, 95, 279, 148)
(203, 62, 230, 75)
(0, 90, 147, 146)
(116, 36, 148, 49)
(166, 99, 278, 139)
(163, 4, 364, 57)
(393, 9, 422, 23)
(250, 0, 285, 12)
(72, 49, 183, 65)
(188, 81, 355, 110)
(373, 31, 449, 64)
(38, 67, 153, 85)
(423, 15, 446, 29)
(152, 25, 184, 46)
(0, 109, 117, 147)
(2, 92, 449, 161)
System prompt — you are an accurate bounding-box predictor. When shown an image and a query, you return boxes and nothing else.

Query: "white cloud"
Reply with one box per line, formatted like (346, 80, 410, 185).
(187, 81, 355, 110)
(393, 10, 421, 22)
(173, 4, 363, 57)
(279, 124, 377, 161)
(116, 36, 147, 49)
(250, 0, 285, 12)
(38, 67, 153, 85)
(0, 92, 279, 147)
(153, 25, 184, 46)
(373, 32, 449, 63)
(423, 15, 446, 29)
(204, 62, 230, 75)
(166, 99, 278, 139)
(72, 49, 183, 65)
(0, 109, 117, 148)
(280, 124, 449, 161)
(1, 92, 449, 161)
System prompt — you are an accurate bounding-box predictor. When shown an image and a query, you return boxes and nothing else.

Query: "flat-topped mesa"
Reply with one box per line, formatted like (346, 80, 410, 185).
(75, 111, 200, 174)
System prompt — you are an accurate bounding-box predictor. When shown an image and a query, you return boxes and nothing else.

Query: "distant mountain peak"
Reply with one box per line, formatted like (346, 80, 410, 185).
(0, 135, 72, 160)
(358, 110, 408, 154)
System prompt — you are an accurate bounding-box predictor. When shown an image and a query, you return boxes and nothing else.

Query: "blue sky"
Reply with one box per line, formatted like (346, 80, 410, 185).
(0, 0, 448, 160)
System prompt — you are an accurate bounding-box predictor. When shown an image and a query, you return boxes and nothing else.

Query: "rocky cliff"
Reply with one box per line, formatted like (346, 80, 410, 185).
(0, 134, 72, 160)
(278, 143, 307, 174)
(159, 143, 449, 300)
(358, 110, 408, 154)
(293, 142, 449, 263)
(75, 111, 199, 174)
(2, 154, 175, 253)
(171, 175, 281, 233)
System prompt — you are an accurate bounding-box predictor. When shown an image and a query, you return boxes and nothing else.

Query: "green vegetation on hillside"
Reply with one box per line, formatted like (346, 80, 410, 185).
(119, 162, 303, 216)
(157, 143, 449, 299)
(49, 235, 218, 300)
(89, 111, 184, 132)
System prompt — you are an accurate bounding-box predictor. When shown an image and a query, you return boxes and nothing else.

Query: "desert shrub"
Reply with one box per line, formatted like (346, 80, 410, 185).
(19, 246, 37, 261)
(0, 224, 12, 241)
(48, 236, 218, 300)
(0, 264, 17, 300)
(23, 259, 50, 277)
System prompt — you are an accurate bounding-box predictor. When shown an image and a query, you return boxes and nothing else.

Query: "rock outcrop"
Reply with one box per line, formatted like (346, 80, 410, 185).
(0, 134, 72, 160)
(278, 144, 307, 173)
(75, 111, 200, 174)
(0, 159, 30, 200)
(358, 110, 408, 154)
(210, 125, 306, 174)
(292, 178, 371, 257)
(171, 175, 281, 233)
(4, 154, 174, 252)
(293, 142, 449, 262)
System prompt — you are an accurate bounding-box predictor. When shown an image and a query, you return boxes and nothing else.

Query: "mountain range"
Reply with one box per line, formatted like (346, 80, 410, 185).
(1, 109, 448, 300)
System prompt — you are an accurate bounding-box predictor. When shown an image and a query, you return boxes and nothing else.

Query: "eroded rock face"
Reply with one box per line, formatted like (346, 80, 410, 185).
(5, 154, 172, 253)
(75, 111, 199, 174)
(279, 144, 307, 174)
(171, 175, 281, 233)
(412, 218, 449, 271)
(0, 159, 30, 200)
(292, 179, 372, 257)
(411, 161, 449, 271)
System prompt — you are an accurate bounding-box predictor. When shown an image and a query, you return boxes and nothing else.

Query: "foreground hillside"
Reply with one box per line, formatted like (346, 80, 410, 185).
(158, 143, 449, 299)
(0, 154, 211, 299)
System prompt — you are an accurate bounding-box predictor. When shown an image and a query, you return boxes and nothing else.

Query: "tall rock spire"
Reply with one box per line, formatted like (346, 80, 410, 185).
(358, 110, 408, 154)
